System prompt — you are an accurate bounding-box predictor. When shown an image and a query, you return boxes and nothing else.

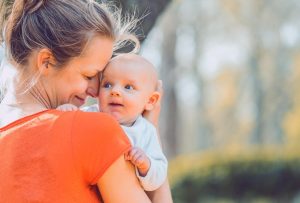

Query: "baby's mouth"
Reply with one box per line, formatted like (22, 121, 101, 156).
(109, 102, 123, 107)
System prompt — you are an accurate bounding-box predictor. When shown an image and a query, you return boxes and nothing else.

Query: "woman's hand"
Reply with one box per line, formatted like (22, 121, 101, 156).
(143, 80, 163, 128)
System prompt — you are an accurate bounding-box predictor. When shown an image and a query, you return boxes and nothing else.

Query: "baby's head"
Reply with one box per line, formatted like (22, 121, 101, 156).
(99, 54, 159, 126)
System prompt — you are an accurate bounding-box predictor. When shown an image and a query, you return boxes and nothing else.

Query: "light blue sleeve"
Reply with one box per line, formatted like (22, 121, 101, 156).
(135, 120, 168, 191)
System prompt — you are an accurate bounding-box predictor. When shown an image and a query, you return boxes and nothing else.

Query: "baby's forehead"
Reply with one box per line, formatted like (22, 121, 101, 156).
(106, 55, 157, 78)
(102, 57, 157, 88)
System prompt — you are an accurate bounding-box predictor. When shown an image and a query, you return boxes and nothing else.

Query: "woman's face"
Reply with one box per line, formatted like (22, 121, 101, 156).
(47, 36, 113, 107)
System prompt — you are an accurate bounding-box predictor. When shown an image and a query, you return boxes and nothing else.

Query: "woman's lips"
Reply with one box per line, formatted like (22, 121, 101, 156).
(75, 96, 85, 106)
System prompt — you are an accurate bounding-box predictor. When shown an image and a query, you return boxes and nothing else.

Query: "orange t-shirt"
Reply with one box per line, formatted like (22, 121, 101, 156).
(0, 109, 131, 202)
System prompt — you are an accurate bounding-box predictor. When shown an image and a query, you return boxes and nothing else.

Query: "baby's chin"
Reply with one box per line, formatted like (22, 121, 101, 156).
(111, 113, 136, 127)
(117, 117, 136, 127)
(107, 112, 125, 123)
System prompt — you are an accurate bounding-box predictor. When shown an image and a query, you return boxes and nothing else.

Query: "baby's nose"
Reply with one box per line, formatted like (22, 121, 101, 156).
(110, 91, 120, 97)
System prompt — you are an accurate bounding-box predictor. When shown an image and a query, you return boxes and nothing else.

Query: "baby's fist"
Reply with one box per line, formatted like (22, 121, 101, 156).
(125, 147, 150, 177)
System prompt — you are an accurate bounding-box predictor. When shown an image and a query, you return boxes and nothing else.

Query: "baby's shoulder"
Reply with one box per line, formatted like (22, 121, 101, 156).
(136, 116, 156, 131)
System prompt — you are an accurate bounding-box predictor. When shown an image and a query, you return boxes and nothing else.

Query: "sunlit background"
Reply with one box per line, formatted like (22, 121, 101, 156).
(140, 0, 300, 202)
(1, 0, 300, 202)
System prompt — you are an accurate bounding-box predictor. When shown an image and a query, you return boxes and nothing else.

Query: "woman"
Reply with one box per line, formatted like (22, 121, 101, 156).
(0, 0, 172, 202)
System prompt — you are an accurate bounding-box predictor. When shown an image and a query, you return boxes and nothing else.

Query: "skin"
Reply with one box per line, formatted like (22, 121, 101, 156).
(39, 37, 108, 108)
(56, 55, 174, 203)
(98, 54, 160, 176)
(0, 36, 152, 203)
(99, 54, 160, 127)
(98, 54, 173, 203)
(0, 36, 108, 126)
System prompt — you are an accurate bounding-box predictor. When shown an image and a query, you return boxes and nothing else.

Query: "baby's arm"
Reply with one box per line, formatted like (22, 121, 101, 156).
(127, 122, 168, 192)
(139, 133, 168, 191)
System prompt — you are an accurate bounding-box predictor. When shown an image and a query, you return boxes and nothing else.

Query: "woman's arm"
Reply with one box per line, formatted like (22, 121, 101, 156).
(98, 155, 151, 203)
(146, 179, 173, 203)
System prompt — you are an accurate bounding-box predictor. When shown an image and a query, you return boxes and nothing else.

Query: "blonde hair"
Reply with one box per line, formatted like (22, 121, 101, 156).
(0, 0, 139, 98)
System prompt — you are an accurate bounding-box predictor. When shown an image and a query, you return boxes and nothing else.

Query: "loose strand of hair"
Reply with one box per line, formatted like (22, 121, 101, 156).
(112, 6, 141, 54)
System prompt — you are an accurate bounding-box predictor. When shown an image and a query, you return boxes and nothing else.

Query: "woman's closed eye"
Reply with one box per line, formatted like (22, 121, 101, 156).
(84, 74, 96, 81)
(85, 76, 94, 80)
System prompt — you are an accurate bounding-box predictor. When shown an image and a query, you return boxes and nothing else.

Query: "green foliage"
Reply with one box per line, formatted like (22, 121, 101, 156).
(169, 149, 300, 203)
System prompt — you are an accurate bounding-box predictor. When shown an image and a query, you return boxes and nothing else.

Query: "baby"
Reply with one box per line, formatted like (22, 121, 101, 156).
(58, 54, 167, 191)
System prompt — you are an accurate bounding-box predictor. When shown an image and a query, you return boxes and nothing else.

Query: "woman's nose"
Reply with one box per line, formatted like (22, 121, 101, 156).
(86, 75, 99, 97)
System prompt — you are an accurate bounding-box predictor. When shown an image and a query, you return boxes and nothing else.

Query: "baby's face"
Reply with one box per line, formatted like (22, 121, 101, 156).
(98, 57, 157, 126)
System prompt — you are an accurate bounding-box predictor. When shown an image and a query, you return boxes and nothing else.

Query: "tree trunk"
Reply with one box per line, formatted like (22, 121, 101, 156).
(105, 0, 171, 42)
(159, 4, 178, 158)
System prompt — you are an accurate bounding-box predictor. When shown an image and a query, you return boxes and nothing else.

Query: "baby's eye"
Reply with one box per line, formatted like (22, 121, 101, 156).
(124, 85, 134, 90)
(103, 82, 112, 88)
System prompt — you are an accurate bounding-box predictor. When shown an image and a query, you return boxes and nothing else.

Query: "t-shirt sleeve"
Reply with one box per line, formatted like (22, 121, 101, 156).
(71, 111, 131, 185)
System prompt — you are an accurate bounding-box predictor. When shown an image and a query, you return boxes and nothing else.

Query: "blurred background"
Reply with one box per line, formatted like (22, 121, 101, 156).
(137, 0, 300, 202)
(139, 0, 300, 159)
(2, 0, 300, 202)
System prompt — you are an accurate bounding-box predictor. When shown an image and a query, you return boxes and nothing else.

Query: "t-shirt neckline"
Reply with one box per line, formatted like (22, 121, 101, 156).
(0, 109, 56, 131)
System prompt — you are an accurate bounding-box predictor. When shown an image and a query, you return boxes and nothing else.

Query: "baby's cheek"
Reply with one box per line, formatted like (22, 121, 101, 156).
(98, 93, 106, 108)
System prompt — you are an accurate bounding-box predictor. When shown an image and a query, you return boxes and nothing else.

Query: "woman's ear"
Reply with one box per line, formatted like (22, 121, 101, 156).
(36, 48, 56, 75)
(145, 91, 160, 111)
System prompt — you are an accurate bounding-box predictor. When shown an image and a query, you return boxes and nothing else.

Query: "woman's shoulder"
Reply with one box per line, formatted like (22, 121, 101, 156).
(39, 110, 121, 136)
(73, 110, 115, 122)
(32, 109, 117, 127)
(72, 110, 121, 130)
(0, 109, 127, 146)
(72, 110, 127, 139)
(70, 111, 131, 184)
(0, 109, 116, 131)
(0, 109, 62, 131)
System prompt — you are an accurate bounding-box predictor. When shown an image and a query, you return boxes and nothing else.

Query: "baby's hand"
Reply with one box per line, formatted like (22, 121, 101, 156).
(56, 104, 78, 111)
(125, 147, 151, 177)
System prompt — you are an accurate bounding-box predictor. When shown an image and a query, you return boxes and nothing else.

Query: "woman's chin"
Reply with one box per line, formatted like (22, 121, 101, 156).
(71, 96, 86, 107)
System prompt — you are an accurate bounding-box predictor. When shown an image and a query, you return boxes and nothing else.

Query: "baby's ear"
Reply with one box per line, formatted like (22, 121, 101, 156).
(145, 91, 160, 111)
